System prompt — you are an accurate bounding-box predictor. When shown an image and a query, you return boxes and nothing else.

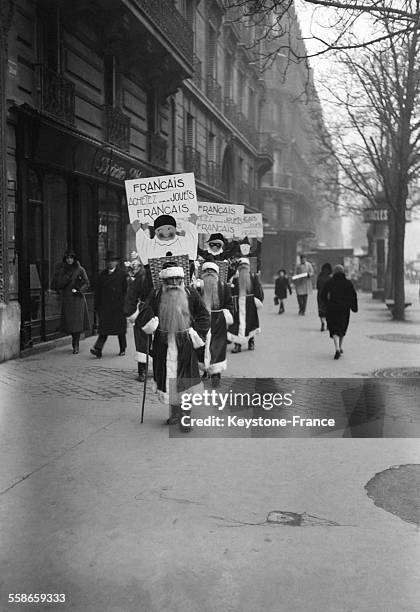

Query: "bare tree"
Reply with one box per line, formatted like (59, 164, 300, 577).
(311, 25, 420, 320)
(224, 0, 420, 66)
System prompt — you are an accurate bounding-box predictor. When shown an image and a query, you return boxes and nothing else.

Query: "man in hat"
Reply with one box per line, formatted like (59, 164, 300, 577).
(90, 251, 128, 358)
(228, 257, 264, 353)
(132, 214, 198, 264)
(293, 254, 314, 316)
(196, 262, 233, 387)
(137, 262, 210, 431)
(231, 237, 262, 272)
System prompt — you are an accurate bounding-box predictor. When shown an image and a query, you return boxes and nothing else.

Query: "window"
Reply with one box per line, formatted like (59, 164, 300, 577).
(185, 113, 195, 148)
(207, 23, 217, 79)
(37, 4, 61, 72)
(224, 52, 233, 98)
(208, 132, 216, 162)
(104, 55, 120, 107)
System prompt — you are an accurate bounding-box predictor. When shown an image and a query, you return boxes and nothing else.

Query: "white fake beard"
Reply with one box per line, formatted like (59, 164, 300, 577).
(202, 274, 220, 311)
(238, 268, 252, 296)
(159, 286, 191, 333)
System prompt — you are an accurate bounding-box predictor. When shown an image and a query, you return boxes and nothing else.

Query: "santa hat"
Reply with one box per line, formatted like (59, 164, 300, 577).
(238, 257, 250, 267)
(206, 233, 225, 244)
(202, 262, 219, 274)
(159, 261, 184, 279)
(154, 215, 176, 230)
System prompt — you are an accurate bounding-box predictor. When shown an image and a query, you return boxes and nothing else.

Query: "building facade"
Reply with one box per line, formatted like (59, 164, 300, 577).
(1, 0, 335, 359)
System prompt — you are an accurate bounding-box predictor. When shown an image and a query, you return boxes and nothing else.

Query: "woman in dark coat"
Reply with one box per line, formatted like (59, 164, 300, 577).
(316, 262, 332, 331)
(320, 264, 358, 360)
(90, 252, 128, 358)
(51, 251, 90, 354)
(274, 269, 292, 314)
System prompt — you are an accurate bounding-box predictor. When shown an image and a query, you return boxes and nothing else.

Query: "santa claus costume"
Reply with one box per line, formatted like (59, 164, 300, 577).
(137, 262, 210, 430)
(196, 262, 233, 386)
(228, 258, 264, 352)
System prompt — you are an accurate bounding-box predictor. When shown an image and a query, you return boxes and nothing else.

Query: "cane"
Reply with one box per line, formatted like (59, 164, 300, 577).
(140, 335, 151, 423)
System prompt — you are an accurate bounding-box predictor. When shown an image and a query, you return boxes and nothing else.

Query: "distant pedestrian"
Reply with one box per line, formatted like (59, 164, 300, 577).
(90, 252, 128, 358)
(51, 251, 90, 354)
(293, 254, 314, 315)
(124, 256, 153, 381)
(320, 264, 358, 360)
(316, 263, 332, 331)
(274, 269, 292, 314)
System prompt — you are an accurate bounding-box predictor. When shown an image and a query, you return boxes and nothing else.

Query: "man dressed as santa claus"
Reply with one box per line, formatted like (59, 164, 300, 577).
(228, 257, 264, 353)
(196, 262, 233, 387)
(137, 262, 210, 431)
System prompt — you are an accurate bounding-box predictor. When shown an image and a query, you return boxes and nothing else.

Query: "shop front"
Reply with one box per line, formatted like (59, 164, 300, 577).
(16, 109, 148, 349)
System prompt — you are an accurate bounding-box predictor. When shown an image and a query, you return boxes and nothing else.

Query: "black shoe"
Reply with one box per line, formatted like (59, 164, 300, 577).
(340, 348, 343, 354)
(211, 373, 221, 388)
(166, 406, 180, 425)
(248, 338, 255, 351)
(72, 348, 79, 354)
(118, 350, 126, 356)
(179, 409, 192, 432)
(201, 371, 208, 380)
(137, 365, 146, 382)
(90, 347, 102, 358)
(334, 350, 340, 360)
(231, 344, 241, 353)
(321, 322, 325, 332)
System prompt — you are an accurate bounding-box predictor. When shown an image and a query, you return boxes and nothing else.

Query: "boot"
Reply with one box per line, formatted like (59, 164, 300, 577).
(90, 347, 102, 358)
(248, 338, 255, 351)
(179, 408, 192, 433)
(166, 405, 180, 425)
(279, 303, 285, 314)
(231, 343, 241, 353)
(137, 363, 146, 382)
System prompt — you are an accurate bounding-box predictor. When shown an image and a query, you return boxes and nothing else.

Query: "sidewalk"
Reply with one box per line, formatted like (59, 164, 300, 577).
(0, 288, 419, 612)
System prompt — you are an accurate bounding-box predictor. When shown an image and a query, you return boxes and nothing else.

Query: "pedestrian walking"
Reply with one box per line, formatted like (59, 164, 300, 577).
(274, 269, 292, 314)
(320, 264, 358, 360)
(316, 262, 333, 331)
(196, 262, 233, 387)
(228, 257, 264, 353)
(293, 254, 314, 315)
(90, 251, 128, 358)
(136, 262, 210, 432)
(124, 256, 153, 381)
(51, 251, 90, 354)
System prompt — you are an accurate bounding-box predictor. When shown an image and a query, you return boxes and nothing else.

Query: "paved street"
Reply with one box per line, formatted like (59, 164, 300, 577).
(0, 286, 419, 611)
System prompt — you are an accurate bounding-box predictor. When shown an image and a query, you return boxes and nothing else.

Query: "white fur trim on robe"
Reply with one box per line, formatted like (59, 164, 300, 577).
(188, 327, 205, 349)
(223, 308, 233, 326)
(142, 316, 159, 335)
(254, 297, 263, 310)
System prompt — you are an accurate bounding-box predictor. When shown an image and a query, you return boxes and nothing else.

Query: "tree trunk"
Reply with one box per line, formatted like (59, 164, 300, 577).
(390, 205, 406, 320)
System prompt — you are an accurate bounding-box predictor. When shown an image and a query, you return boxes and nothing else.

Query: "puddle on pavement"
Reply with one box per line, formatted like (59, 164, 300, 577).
(365, 464, 420, 526)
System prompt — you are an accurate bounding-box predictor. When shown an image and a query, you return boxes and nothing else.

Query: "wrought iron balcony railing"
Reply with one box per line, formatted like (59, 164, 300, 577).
(104, 105, 131, 151)
(184, 146, 201, 180)
(206, 74, 222, 109)
(259, 132, 274, 158)
(38, 66, 75, 124)
(149, 133, 168, 167)
(206, 161, 222, 190)
(137, 0, 193, 67)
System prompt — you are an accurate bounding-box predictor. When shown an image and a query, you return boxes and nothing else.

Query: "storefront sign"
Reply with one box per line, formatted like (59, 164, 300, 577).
(125, 172, 198, 224)
(94, 155, 143, 181)
(197, 202, 244, 237)
(239, 213, 264, 238)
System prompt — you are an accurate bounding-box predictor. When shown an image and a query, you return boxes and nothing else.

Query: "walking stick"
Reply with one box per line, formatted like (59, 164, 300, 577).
(140, 335, 150, 423)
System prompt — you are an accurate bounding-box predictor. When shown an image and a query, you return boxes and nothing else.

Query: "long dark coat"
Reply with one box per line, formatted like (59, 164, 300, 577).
(95, 267, 128, 335)
(52, 262, 90, 334)
(124, 268, 154, 361)
(275, 275, 292, 300)
(316, 272, 332, 317)
(197, 281, 234, 373)
(138, 286, 210, 399)
(320, 272, 358, 337)
(228, 274, 264, 343)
